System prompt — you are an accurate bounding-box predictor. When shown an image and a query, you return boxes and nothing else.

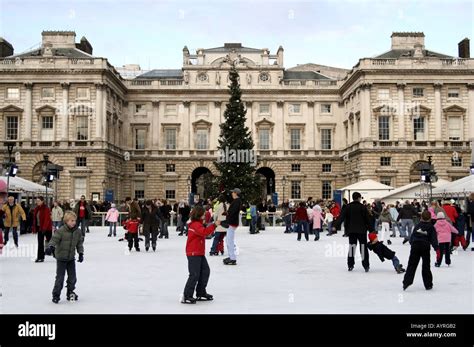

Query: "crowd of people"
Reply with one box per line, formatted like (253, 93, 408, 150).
(1, 188, 473, 304)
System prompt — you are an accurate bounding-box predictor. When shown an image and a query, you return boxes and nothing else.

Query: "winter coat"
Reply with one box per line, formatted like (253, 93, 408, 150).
(397, 204, 417, 220)
(48, 224, 84, 261)
(129, 201, 142, 220)
(51, 206, 64, 223)
(434, 219, 459, 243)
(389, 207, 399, 222)
(105, 208, 119, 223)
(74, 201, 92, 220)
(226, 198, 242, 226)
(2, 203, 26, 228)
(379, 210, 395, 223)
(410, 221, 439, 250)
(141, 207, 160, 228)
(123, 219, 140, 234)
(367, 241, 396, 262)
(311, 206, 324, 229)
(186, 220, 216, 256)
(330, 204, 341, 219)
(467, 200, 474, 223)
(293, 207, 309, 222)
(442, 204, 458, 224)
(333, 201, 373, 234)
(306, 208, 313, 221)
(213, 202, 228, 232)
(324, 212, 334, 224)
(32, 204, 53, 233)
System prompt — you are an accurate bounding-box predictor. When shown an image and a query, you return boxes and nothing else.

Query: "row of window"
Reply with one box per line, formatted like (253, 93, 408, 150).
(377, 116, 463, 141)
(376, 87, 461, 100)
(379, 156, 462, 167)
(3, 86, 92, 100)
(135, 102, 333, 115)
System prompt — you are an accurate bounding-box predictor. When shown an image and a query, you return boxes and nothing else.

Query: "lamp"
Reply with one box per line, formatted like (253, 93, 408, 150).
(282, 175, 287, 203)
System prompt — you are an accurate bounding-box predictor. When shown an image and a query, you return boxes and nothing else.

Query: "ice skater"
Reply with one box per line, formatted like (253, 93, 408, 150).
(367, 233, 405, 273)
(182, 205, 220, 304)
(434, 212, 459, 267)
(45, 211, 84, 303)
(123, 217, 140, 252)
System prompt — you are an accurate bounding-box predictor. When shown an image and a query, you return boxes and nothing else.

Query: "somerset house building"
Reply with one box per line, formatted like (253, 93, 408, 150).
(0, 31, 472, 203)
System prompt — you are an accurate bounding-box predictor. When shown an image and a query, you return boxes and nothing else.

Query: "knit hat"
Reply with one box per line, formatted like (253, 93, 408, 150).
(111, 203, 116, 208)
(436, 211, 445, 219)
(368, 233, 378, 242)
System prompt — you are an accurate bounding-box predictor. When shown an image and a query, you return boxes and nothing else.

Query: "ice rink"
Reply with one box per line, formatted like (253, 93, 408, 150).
(1, 226, 472, 314)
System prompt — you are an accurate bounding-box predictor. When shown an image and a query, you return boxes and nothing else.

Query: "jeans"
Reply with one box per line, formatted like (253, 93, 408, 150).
(347, 233, 370, 269)
(211, 231, 225, 253)
(4, 227, 18, 246)
(226, 226, 237, 261)
(249, 216, 257, 233)
(436, 242, 451, 265)
(399, 219, 414, 238)
(77, 218, 88, 237)
(52, 259, 76, 298)
(284, 215, 292, 232)
(160, 219, 169, 237)
(108, 222, 117, 236)
(392, 255, 400, 269)
(52, 221, 62, 232)
(143, 224, 158, 249)
(296, 221, 309, 241)
(313, 228, 321, 240)
(183, 256, 210, 298)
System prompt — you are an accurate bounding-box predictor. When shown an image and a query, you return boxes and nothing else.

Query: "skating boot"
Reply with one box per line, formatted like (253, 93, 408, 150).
(196, 293, 213, 301)
(52, 297, 60, 304)
(395, 264, 405, 274)
(67, 291, 78, 301)
(181, 296, 197, 304)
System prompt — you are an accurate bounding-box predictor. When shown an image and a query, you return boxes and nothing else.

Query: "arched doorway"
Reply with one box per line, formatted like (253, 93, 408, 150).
(256, 167, 275, 200)
(409, 160, 430, 183)
(191, 167, 213, 200)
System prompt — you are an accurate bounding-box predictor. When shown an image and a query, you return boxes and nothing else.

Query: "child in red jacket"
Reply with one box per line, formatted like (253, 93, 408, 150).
(123, 218, 140, 252)
(182, 205, 220, 304)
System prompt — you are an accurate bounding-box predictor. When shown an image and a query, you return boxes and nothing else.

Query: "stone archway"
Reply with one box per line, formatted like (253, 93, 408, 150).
(191, 167, 213, 199)
(409, 160, 430, 183)
(256, 167, 275, 200)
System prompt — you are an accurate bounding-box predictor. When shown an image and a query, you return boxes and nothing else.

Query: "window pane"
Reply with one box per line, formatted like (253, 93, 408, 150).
(448, 89, 459, 98)
(259, 103, 270, 114)
(74, 178, 87, 200)
(196, 129, 208, 149)
(380, 177, 392, 186)
(134, 181, 145, 200)
(165, 190, 176, 200)
(165, 129, 176, 149)
(321, 104, 331, 113)
(448, 117, 461, 140)
(413, 117, 425, 140)
(7, 88, 19, 100)
(41, 116, 54, 141)
(291, 181, 301, 199)
(136, 129, 146, 149)
(321, 129, 332, 149)
(259, 129, 270, 149)
(6, 116, 18, 140)
(76, 117, 88, 140)
(290, 129, 300, 149)
(413, 88, 424, 97)
(166, 164, 175, 172)
(378, 116, 390, 140)
(291, 164, 301, 172)
(322, 164, 332, 172)
(322, 181, 332, 200)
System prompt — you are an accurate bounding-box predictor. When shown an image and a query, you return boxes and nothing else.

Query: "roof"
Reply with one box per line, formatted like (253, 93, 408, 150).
(0, 176, 52, 194)
(374, 49, 453, 59)
(8, 47, 93, 59)
(339, 179, 394, 191)
(203, 43, 263, 53)
(432, 175, 474, 196)
(136, 69, 183, 79)
(283, 70, 331, 80)
(378, 179, 450, 200)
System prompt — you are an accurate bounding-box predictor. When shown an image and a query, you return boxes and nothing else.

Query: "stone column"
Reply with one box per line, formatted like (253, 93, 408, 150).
(23, 82, 33, 142)
(360, 83, 372, 140)
(397, 82, 406, 142)
(94, 83, 104, 140)
(60, 82, 70, 142)
(307, 101, 315, 150)
(182, 101, 191, 149)
(276, 101, 284, 150)
(434, 82, 443, 142)
(103, 87, 109, 144)
(245, 101, 253, 144)
(152, 101, 160, 148)
(468, 83, 474, 165)
(348, 116, 353, 145)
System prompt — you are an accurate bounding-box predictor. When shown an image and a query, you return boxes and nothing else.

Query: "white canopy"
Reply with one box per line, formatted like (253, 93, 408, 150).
(378, 179, 450, 204)
(338, 179, 394, 202)
(431, 175, 474, 197)
(0, 176, 51, 194)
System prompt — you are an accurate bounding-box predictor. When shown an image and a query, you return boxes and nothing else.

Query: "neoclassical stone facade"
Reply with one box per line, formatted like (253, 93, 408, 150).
(0, 31, 472, 202)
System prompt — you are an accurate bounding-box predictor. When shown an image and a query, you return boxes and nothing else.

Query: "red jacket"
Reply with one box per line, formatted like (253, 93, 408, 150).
(124, 219, 140, 234)
(330, 204, 341, 219)
(32, 204, 52, 233)
(186, 220, 216, 256)
(442, 204, 458, 224)
(293, 207, 309, 222)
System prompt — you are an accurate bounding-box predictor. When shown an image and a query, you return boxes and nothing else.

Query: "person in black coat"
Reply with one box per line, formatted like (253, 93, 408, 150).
(367, 233, 405, 273)
(178, 203, 191, 236)
(466, 193, 474, 248)
(332, 192, 374, 272)
(223, 188, 242, 265)
(141, 200, 161, 252)
(403, 210, 439, 291)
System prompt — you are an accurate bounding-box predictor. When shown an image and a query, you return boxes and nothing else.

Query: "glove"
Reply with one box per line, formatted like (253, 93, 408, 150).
(220, 221, 230, 228)
(78, 253, 84, 263)
(45, 246, 55, 256)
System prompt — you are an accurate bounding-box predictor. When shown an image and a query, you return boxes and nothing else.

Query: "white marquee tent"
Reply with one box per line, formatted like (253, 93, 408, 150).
(378, 179, 450, 204)
(0, 176, 51, 194)
(338, 179, 394, 202)
(431, 175, 474, 197)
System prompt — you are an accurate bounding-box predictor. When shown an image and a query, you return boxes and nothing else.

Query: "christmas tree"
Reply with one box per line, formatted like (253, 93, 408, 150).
(214, 64, 262, 203)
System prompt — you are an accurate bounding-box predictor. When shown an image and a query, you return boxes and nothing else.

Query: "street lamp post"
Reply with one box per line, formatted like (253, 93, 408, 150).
(282, 175, 287, 205)
(43, 154, 49, 205)
(5, 142, 15, 197)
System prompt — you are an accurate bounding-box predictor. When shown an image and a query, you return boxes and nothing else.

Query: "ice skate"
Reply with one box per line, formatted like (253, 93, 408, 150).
(196, 293, 213, 301)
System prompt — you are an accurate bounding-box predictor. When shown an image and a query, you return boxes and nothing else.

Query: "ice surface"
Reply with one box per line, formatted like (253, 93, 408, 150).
(1, 227, 472, 314)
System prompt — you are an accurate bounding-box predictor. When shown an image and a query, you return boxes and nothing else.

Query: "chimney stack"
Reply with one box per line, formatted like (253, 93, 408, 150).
(0, 38, 14, 57)
(458, 38, 470, 58)
(76, 36, 93, 55)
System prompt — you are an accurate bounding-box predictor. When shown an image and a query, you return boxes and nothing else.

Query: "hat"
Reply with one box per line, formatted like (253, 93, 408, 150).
(436, 212, 445, 219)
(231, 188, 241, 195)
(368, 233, 378, 242)
(111, 203, 116, 208)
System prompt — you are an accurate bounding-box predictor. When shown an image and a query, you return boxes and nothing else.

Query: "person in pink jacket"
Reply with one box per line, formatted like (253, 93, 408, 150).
(311, 204, 325, 241)
(106, 204, 120, 237)
(434, 211, 459, 267)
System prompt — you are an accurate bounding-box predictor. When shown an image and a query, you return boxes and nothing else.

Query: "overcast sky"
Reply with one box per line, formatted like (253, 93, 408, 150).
(0, 0, 472, 70)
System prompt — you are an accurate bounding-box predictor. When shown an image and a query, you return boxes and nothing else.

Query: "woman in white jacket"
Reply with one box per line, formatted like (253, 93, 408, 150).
(210, 195, 228, 256)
